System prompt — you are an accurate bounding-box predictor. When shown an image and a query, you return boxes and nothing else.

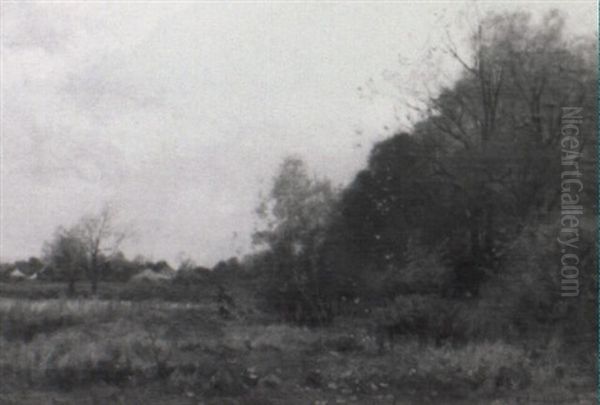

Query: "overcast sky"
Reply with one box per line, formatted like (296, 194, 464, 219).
(1, 1, 595, 267)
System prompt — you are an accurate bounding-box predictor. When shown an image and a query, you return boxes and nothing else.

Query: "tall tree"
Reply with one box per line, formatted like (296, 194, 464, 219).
(253, 156, 338, 324)
(333, 9, 596, 300)
(428, 10, 596, 260)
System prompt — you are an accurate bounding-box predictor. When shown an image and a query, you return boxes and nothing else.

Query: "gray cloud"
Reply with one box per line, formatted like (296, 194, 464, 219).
(1, 2, 595, 266)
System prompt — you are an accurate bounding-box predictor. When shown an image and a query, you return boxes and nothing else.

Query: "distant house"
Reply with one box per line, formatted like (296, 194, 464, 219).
(9, 269, 26, 280)
(130, 268, 173, 282)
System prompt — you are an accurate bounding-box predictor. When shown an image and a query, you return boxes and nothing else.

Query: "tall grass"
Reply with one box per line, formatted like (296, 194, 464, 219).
(0, 297, 591, 404)
(0, 297, 224, 390)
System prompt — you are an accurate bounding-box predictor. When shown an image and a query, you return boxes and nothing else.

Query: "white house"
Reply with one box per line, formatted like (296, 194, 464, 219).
(9, 269, 26, 280)
(130, 268, 173, 282)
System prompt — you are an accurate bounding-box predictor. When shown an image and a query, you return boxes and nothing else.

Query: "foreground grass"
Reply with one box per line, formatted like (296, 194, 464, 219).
(0, 296, 595, 405)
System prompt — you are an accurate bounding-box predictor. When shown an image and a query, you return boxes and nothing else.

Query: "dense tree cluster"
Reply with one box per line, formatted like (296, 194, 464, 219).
(253, 10, 596, 347)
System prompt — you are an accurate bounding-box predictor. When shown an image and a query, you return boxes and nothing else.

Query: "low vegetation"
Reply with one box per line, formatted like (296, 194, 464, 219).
(0, 294, 594, 404)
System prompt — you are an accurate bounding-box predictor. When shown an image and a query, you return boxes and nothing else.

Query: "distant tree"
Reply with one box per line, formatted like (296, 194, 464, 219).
(103, 251, 140, 282)
(43, 227, 87, 295)
(173, 264, 211, 284)
(213, 257, 241, 273)
(73, 205, 129, 294)
(133, 254, 150, 266)
(153, 260, 173, 272)
(13, 257, 45, 276)
(27, 256, 44, 273)
(253, 156, 339, 324)
(176, 252, 196, 273)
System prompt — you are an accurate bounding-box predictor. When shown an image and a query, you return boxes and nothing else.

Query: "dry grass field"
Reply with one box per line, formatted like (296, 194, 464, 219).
(0, 283, 594, 405)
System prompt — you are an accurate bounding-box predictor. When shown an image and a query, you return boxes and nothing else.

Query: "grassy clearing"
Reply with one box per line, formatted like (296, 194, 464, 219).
(0, 296, 594, 404)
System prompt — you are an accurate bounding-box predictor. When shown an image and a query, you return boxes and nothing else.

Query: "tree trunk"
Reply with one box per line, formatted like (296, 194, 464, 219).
(91, 254, 98, 295)
(483, 206, 494, 260)
(469, 222, 480, 259)
(67, 278, 76, 297)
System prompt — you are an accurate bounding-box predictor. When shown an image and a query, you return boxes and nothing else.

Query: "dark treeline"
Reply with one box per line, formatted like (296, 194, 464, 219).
(248, 9, 596, 358)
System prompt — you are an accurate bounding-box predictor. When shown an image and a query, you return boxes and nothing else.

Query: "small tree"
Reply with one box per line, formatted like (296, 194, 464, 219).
(43, 227, 87, 295)
(73, 205, 129, 294)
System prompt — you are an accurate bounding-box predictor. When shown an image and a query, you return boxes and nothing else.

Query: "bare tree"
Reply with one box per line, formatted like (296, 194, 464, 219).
(425, 10, 594, 260)
(74, 205, 128, 294)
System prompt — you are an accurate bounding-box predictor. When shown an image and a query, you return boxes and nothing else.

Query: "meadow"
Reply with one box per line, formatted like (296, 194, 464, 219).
(0, 281, 594, 405)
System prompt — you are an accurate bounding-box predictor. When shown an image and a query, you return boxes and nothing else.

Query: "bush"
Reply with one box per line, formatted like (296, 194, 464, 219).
(407, 341, 533, 393)
(373, 295, 468, 345)
(373, 256, 452, 301)
(321, 334, 363, 353)
(478, 221, 596, 346)
(173, 267, 212, 284)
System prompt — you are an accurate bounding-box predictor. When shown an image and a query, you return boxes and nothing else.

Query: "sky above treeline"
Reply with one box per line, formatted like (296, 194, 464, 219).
(1, 1, 596, 267)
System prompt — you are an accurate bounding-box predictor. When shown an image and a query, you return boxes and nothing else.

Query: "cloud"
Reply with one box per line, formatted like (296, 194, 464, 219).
(1, 2, 595, 265)
(2, 3, 74, 53)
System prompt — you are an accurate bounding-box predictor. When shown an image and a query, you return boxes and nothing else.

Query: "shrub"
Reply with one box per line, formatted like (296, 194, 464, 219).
(173, 267, 212, 284)
(373, 249, 453, 299)
(321, 334, 363, 353)
(373, 295, 468, 345)
(410, 341, 532, 392)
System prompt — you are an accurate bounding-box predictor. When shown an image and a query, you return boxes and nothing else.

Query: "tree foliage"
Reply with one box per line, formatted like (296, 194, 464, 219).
(41, 205, 130, 293)
(43, 227, 87, 295)
(331, 10, 595, 304)
(253, 156, 339, 324)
